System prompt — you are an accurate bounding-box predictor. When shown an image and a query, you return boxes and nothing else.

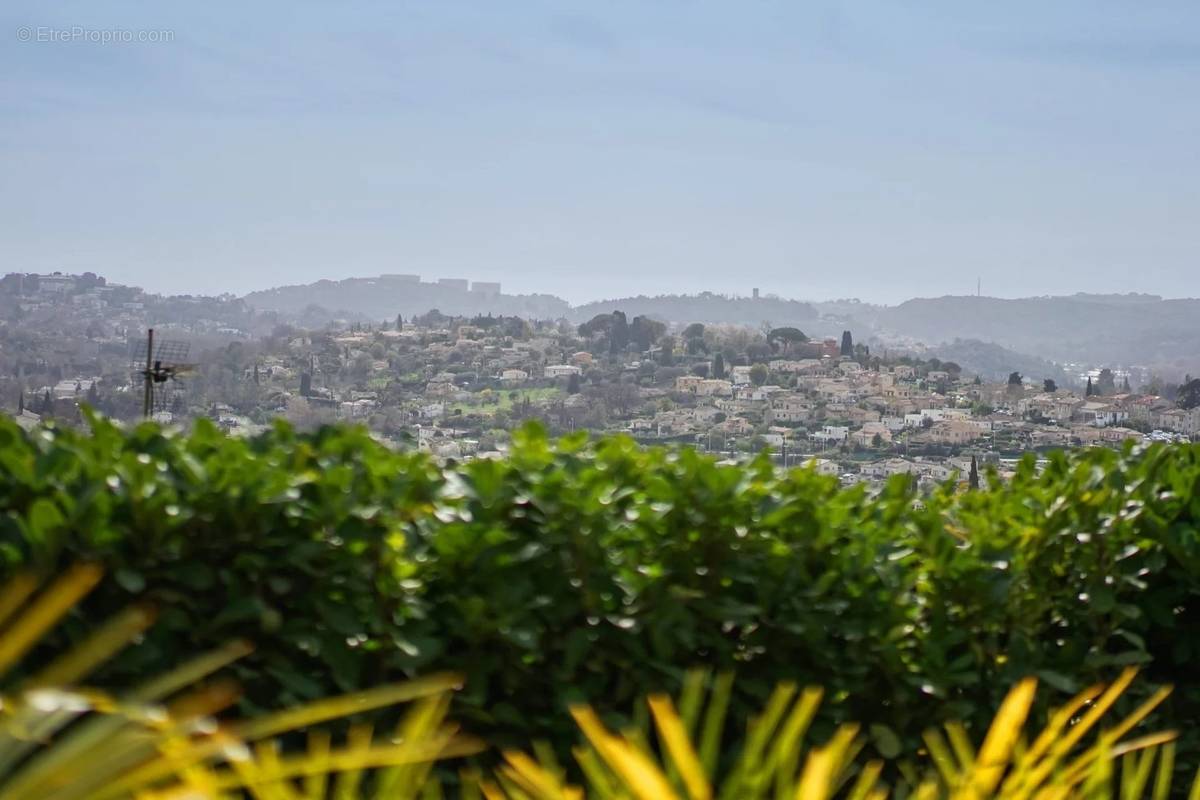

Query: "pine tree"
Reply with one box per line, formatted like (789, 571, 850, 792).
(1086, 376, 1094, 396)
(968, 456, 980, 490)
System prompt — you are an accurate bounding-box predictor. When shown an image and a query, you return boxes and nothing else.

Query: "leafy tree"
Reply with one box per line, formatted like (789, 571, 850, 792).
(566, 373, 581, 395)
(1007, 372, 1023, 386)
(658, 339, 675, 366)
(749, 363, 768, 386)
(683, 323, 708, 356)
(691, 363, 709, 378)
(840, 330, 854, 357)
(746, 343, 772, 363)
(712, 352, 726, 379)
(1178, 378, 1200, 410)
(767, 327, 808, 354)
(1043, 378, 1057, 393)
(629, 315, 666, 351)
(1097, 368, 1116, 396)
(578, 313, 613, 338)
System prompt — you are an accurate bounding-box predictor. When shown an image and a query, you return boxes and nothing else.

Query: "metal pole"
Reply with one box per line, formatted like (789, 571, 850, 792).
(142, 328, 154, 419)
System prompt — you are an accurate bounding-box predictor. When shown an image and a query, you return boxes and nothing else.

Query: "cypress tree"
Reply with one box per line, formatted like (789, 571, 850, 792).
(969, 456, 980, 490)
(712, 352, 726, 379)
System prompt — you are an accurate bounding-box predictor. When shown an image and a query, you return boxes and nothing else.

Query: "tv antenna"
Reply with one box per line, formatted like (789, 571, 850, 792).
(134, 329, 195, 418)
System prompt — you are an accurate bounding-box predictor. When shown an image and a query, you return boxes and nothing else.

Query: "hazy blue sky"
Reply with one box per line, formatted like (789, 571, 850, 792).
(3, 1, 1198, 304)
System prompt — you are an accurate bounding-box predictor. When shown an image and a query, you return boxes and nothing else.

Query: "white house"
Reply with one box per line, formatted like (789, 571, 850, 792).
(1077, 401, 1129, 428)
(812, 425, 849, 443)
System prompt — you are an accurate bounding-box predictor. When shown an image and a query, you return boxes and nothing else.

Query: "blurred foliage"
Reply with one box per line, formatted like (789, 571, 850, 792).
(4, 568, 1197, 799)
(0, 565, 477, 799)
(474, 667, 1200, 800)
(0, 414, 1198, 764)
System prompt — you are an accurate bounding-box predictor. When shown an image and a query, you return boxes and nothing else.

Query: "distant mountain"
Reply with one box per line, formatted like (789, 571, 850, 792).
(870, 294, 1200, 367)
(569, 292, 819, 327)
(926, 339, 1070, 384)
(244, 276, 569, 321)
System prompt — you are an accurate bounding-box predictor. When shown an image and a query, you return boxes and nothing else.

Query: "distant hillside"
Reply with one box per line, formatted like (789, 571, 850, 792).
(570, 292, 819, 327)
(242, 277, 1199, 374)
(926, 339, 1071, 385)
(871, 294, 1200, 368)
(244, 276, 570, 321)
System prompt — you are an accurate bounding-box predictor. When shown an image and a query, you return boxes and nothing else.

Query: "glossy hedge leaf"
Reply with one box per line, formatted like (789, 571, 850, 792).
(0, 415, 1196, 764)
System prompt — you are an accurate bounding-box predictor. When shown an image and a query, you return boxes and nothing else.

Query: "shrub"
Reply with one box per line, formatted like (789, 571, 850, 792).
(0, 414, 1198, 762)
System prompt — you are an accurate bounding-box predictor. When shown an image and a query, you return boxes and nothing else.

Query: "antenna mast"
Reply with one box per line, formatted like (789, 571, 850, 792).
(136, 329, 193, 420)
(143, 328, 155, 418)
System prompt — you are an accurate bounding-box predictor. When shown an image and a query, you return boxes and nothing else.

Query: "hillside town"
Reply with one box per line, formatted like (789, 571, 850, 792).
(3, 272, 1199, 491)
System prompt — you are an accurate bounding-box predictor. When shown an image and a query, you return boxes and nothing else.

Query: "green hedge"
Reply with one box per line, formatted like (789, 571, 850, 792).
(1, 414, 1198, 758)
